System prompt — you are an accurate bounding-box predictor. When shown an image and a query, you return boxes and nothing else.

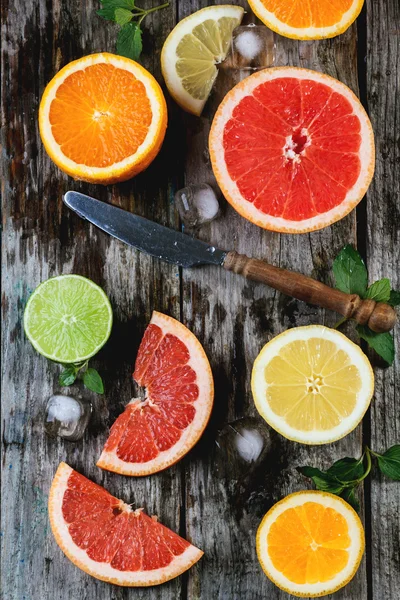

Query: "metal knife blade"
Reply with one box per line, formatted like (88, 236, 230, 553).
(63, 191, 227, 268)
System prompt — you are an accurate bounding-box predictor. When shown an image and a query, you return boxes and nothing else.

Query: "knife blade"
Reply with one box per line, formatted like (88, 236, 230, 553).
(63, 191, 227, 268)
(63, 191, 397, 333)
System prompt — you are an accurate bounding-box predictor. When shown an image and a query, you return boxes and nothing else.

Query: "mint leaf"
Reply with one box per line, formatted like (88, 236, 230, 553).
(341, 487, 360, 512)
(333, 245, 368, 296)
(357, 325, 395, 365)
(297, 467, 344, 494)
(365, 278, 391, 302)
(115, 7, 133, 25)
(83, 368, 104, 394)
(97, 0, 135, 21)
(375, 445, 400, 480)
(327, 457, 365, 482)
(117, 21, 143, 61)
(389, 290, 400, 306)
(59, 366, 77, 387)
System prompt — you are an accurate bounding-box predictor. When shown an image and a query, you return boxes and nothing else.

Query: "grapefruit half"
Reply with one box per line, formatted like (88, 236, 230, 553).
(209, 67, 375, 233)
(97, 311, 214, 475)
(49, 462, 203, 586)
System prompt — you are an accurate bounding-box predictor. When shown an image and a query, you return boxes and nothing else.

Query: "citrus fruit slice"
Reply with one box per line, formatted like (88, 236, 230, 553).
(209, 67, 375, 233)
(256, 491, 365, 597)
(49, 462, 203, 586)
(24, 274, 113, 363)
(251, 325, 374, 444)
(39, 53, 167, 184)
(248, 0, 364, 40)
(161, 5, 244, 116)
(97, 311, 213, 475)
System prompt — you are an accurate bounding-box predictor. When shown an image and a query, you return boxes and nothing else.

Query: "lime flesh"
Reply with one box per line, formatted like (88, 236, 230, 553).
(24, 275, 113, 363)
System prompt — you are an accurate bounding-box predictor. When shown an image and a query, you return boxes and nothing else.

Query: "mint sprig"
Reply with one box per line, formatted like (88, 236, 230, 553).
(59, 361, 104, 394)
(97, 0, 169, 61)
(298, 445, 400, 512)
(332, 245, 398, 365)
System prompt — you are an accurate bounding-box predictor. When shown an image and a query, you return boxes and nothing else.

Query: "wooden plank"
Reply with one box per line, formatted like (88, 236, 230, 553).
(1, 0, 183, 598)
(365, 1, 400, 598)
(180, 6, 368, 600)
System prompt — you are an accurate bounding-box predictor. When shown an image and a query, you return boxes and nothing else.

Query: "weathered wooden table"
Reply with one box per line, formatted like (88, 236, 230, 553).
(2, 0, 399, 598)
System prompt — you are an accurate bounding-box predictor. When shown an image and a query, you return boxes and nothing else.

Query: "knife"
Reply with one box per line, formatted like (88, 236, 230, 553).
(63, 191, 396, 334)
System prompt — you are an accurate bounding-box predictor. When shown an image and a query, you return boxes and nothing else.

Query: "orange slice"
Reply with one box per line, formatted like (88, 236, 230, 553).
(49, 462, 203, 586)
(248, 0, 364, 40)
(209, 67, 375, 233)
(256, 491, 365, 597)
(97, 311, 214, 475)
(39, 53, 167, 184)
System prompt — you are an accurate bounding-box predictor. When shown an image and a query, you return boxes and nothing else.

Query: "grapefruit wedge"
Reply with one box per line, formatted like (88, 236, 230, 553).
(209, 67, 375, 233)
(49, 463, 203, 586)
(97, 311, 214, 475)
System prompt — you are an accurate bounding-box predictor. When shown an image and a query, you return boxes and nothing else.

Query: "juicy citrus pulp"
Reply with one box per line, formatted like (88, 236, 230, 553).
(256, 491, 365, 597)
(24, 274, 113, 364)
(97, 311, 214, 475)
(161, 5, 244, 115)
(49, 462, 203, 586)
(251, 325, 374, 444)
(248, 0, 364, 40)
(39, 53, 167, 184)
(209, 67, 375, 233)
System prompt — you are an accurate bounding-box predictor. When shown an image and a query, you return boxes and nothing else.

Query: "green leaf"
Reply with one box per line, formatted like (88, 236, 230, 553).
(83, 368, 104, 394)
(297, 467, 344, 494)
(389, 290, 400, 306)
(356, 325, 395, 365)
(59, 366, 77, 387)
(114, 7, 133, 25)
(332, 245, 368, 296)
(376, 445, 400, 480)
(364, 278, 391, 302)
(117, 21, 143, 61)
(340, 487, 360, 512)
(97, 0, 135, 21)
(327, 457, 365, 482)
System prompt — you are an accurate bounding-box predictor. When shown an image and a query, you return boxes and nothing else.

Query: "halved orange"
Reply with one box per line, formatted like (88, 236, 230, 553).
(49, 462, 203, 586)
(248, 0, 364, 40)
(39, 53, 167, 184)
(256, 491, 365, 597)
(97, 311, 214, 475)
(209, 67, 375, 233)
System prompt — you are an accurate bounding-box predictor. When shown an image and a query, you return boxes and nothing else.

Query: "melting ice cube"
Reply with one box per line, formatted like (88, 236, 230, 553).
(231, 25, 275, 70)
(45, 394, 92, 441)
(216, 417, 270, 466)
(175, 183, 221, 229)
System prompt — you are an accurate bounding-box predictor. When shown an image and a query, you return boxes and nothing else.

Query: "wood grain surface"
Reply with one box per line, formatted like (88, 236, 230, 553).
(1, 1, 399, 599)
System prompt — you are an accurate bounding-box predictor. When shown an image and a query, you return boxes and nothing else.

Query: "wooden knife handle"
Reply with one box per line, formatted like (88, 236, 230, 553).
(223, 251, 397, 333)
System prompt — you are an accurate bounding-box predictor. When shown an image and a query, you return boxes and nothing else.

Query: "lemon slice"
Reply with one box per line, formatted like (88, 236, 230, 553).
(251, 326, 374, 444)
(161, 5, 244, 116)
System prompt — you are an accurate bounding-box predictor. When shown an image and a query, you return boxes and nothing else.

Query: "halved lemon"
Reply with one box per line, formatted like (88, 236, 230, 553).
(251, 325, 374, 444)
(161, 5, 244, 116)
(257, 491, 365, 597)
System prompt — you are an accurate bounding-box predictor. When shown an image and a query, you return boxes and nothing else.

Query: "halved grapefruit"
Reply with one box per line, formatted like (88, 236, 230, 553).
(49, 462, 203, 586)
(209, 67, 375, 233)
(97, 311, 213, 475)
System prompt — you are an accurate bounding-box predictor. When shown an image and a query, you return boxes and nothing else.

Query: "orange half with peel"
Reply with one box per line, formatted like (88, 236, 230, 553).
(39, 53, 167, 184)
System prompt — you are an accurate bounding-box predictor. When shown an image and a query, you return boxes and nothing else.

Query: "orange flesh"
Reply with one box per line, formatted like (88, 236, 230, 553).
(62, 469, 190, 569)
(260, 0, 354, 28)
(267, 502, 351, 584)
(49, 64, 152, 167)
(223, 77, 362, 221)
(102, 324, 199, 463)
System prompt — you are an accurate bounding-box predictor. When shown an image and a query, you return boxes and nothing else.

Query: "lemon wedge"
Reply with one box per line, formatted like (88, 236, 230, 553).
(161, 5, 244, 116)
(251, 326, 374, 444)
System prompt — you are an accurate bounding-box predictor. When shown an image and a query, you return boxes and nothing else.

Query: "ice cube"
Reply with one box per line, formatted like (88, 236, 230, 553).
(175, 183, 221, 229)
(45, 394, 92, 441)
(230, 25, 275, 70)
(216, 417, 269, 466)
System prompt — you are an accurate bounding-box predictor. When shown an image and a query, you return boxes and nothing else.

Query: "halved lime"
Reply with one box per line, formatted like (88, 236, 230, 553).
(24, 275, 113, 363)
